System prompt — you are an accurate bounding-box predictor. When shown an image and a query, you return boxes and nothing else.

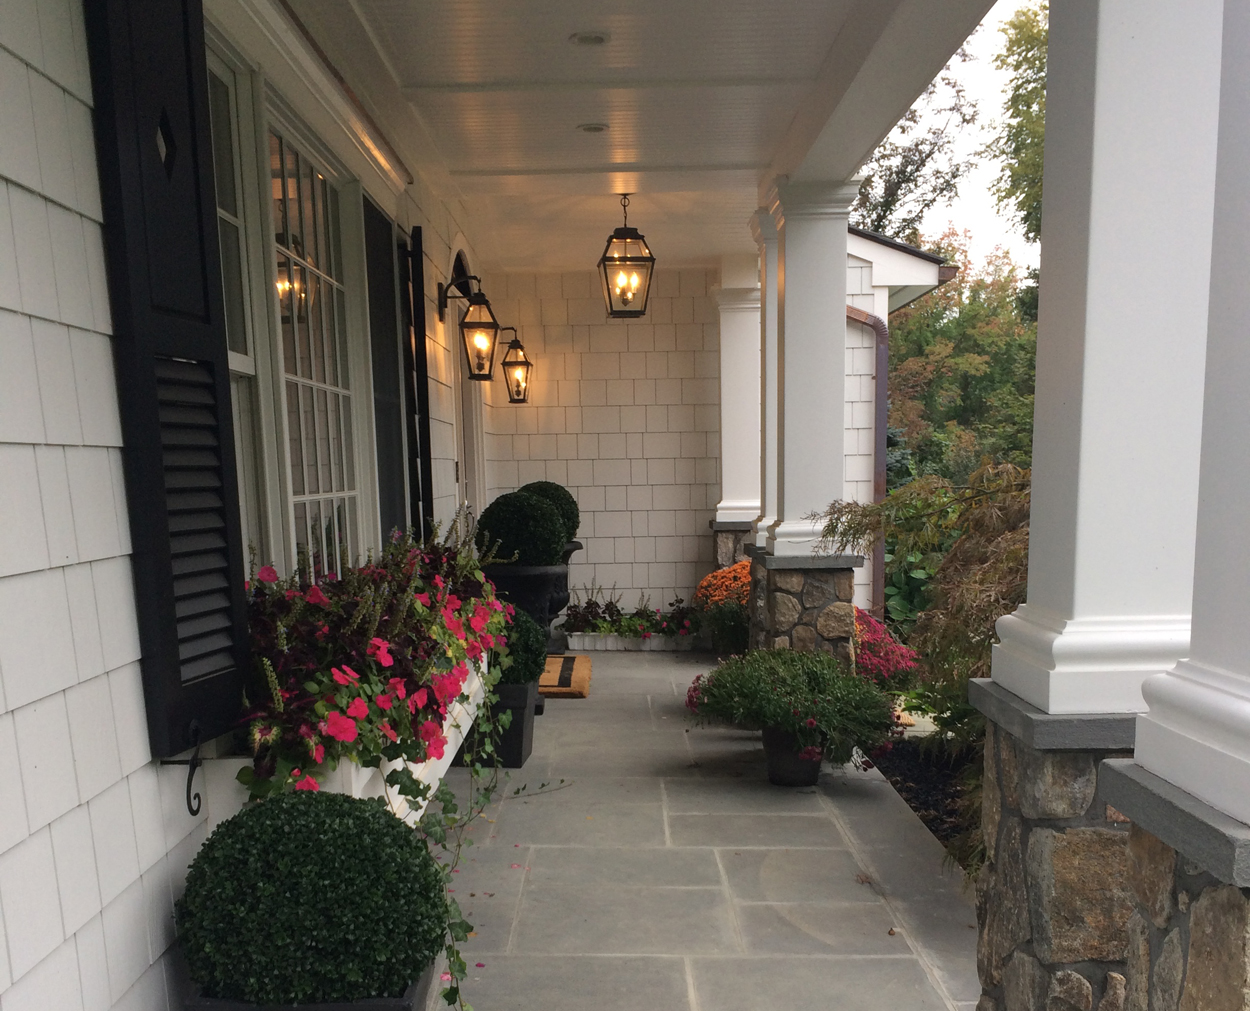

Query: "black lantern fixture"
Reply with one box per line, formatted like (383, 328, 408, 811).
(438, 275, 500, 381)
(598, 194, 656, 318)
(499, 328, 533, 404)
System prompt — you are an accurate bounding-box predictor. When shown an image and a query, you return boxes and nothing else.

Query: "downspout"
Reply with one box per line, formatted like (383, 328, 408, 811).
(846, 305, 890, 618)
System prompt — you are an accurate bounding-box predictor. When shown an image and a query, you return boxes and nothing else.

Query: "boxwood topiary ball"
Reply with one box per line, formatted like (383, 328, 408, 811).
(499, 607, 548, 684)
(175, 792, 445, 1005)
(477, 491, 566, 565)
(517, 480, 580, 543)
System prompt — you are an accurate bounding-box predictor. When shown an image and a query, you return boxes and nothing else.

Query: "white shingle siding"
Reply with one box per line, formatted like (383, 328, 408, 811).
(478, 269, 720, 608)
(0, 3, 199, 1007)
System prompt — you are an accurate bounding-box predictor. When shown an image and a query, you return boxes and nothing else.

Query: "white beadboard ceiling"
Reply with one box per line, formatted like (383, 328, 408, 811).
(316, 0, 994, 270)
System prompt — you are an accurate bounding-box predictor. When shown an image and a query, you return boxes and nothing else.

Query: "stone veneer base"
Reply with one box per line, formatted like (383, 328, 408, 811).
(970, 678, 1138, 751)
(747, 553, 859, 655)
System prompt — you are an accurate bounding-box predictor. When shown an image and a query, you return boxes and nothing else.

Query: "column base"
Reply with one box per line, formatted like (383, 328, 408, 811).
(1097, 760, 1250, 1009)
(974, 698, 1135, 1011)
(1135, 662, 1250, 825)
(753, 514, 775, 548)
(765, 518, 824, 557)
(748, 552, 861, 655)
(710, 520, 753, 569)
(991, 604, 1190, 714)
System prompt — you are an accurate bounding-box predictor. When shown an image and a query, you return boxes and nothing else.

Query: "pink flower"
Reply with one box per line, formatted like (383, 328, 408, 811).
(346, 697, 369, 719)
(367, 637, 395, 668)
(489, 599, 503, 612)
(443, 610, 465, 639)
(806, 718, 817, 729)
(332, 667, 359, 686)
(447, 594, 462, 611)
(469, 611, 489, 634)
(465, 641, 483, 662)
(798, 745, 823, 762)
(440, 973, 452, 982)
(434, 575, 445, 589)
(475, 962, 485, 968)
(312, 743, 325, 764)
(416, 592, 431, 607)
(324, 711, 358, 742)
(505, 604, 515, 618)
(294, 771, 320, 791)
(380, 721, 398, 743)
(376, 693, 394, 711)
(256, 565, 279, 583)
(420, 720, 447, 759)
(304, 584, 330, 607)
(387, 677, 408, 700)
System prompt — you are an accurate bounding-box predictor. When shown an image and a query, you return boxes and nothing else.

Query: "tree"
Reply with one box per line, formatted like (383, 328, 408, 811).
(852, 52, 979, 242)
(886, 229, 1036, 482)
(986, 3, 1047, 242)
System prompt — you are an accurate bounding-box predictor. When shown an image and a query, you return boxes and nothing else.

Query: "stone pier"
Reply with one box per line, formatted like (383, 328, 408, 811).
(747, 551, 859, 659)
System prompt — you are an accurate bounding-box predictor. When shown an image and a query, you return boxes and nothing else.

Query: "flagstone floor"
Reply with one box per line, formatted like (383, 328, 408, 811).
(444, 651, 980, 1011)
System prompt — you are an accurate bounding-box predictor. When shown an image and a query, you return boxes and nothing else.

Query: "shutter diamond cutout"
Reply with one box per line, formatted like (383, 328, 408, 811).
(156, 109, 177, 179)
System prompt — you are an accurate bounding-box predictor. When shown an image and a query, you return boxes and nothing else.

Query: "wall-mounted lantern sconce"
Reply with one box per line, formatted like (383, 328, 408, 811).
(598, 193, 656, 318)
(437, 274, 500, 381)
(499, 327, 533, 403)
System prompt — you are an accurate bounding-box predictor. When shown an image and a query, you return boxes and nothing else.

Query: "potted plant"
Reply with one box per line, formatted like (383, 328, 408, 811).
(686, 650, 894, 786)
(178, 792, 446, 1009)
(478, 490, 568, 638)
(460, 608, 547, 767)
(517, 481, 582, 650)
(694, 559, 751, 655)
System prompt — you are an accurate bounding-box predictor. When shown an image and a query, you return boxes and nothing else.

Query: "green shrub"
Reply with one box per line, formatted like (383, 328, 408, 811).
(176, 792, 445, 1004)
(500, 608, 547, 684)
(686, 650, 894, 764)
(518, 480, 580, 543)
(476, 491, 566, 565)
(701, 600, 749, 655)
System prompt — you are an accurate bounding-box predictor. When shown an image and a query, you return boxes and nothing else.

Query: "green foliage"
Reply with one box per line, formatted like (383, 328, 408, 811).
(887, 231, 1036, 480)
(686, 650, 894, 765)
(853, 51, 978, 241)
(517, 480, 580, 543)
(701, 601, 749, 655)
(986, 3, 1048, 242)
(476, 491, 566, 566)
(882, 551, 933, 633)
(176, 792, 445, 1004)
(499, 609, 546, 684)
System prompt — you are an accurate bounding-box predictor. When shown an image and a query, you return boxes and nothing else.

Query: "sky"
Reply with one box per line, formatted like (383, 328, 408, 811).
(921, 0, 1041, 273)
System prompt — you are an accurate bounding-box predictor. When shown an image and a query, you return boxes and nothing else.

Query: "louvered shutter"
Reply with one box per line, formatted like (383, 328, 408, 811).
(85, 0, 248, 757)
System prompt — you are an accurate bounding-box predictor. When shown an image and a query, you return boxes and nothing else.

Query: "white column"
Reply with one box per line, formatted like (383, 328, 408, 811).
(989, 0, 1223, 714)
(765, 179, 858, 557)
(1135, 0, 1250, 825)
(714, 254, 762, 523)
(752, 209, 780, 547)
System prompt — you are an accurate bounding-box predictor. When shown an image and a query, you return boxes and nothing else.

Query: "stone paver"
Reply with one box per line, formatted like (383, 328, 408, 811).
(445, 652, 979, 1011)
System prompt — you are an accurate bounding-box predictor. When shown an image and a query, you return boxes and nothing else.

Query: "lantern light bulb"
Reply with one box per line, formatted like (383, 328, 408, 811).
(473, 332, 490, 350)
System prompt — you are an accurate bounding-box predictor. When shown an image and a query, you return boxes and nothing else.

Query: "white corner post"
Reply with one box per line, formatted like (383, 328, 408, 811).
(1135, 0, 1250, 825)
(989, 0, 1223, 714)
(765, 180, 858, 557)
(713, 254, 762, 524)
(751, 209, 780, 547)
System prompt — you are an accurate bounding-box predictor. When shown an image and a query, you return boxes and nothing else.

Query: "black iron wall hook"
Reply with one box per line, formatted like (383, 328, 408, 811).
(161, 721, 204, 817)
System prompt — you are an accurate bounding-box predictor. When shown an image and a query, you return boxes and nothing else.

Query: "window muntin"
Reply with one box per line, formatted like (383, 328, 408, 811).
(270, 130, 357, 579)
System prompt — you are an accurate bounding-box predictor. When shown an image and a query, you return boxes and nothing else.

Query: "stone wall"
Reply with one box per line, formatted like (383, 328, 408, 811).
(1115, 824, 1250, 1011)
(747, 558, 856, 658)
(977, 721, 1136, 1011)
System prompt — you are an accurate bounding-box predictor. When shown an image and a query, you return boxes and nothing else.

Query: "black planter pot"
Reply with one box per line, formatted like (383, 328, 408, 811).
(546, 541, 582, 654)
(456, 681, 538, 769)
(761, 727, 822, 787)
(482, 563, 565, 629)
(186, 966, 433, 1010)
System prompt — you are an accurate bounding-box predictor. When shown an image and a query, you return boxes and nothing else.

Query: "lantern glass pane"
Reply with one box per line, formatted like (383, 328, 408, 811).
(460, 301, 499, 380)
(599, 231, 655, 317)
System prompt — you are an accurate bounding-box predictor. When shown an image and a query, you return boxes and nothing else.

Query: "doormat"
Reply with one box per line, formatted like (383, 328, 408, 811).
(538, 655, 592, 698)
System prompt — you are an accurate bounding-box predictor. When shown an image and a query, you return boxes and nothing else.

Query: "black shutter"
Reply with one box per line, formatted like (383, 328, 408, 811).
(402, 228, 435, 535)
(85, 0, 248, 757)
(363, 198, 408, 539)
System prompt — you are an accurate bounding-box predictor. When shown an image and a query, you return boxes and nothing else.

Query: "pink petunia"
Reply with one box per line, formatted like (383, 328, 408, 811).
(294, 772, 320, 791)
(375, 693, 394, 711)
(465, 641, 482, 662)
(419, 720, 447, 760)
(379, 721, 398, 743)
(433, 575, 445, 589)
(443, 611, 465, 639)
(324, 711, 357, 742)
(332, 667, 359, 686)
(387, 677, 408, 700)
(345, 697, 369, 719)
(312, 743, 325, 764)
(367, 637, 394, 668)
(447, 594, 462, 611)
(469, 612, 488, 634)
(414, 687, 428, 709)
(415, 592, 431, 607)
(806, 717, 817, 728)
(256, 565, 279, 583)
(304, 584, 330, 607)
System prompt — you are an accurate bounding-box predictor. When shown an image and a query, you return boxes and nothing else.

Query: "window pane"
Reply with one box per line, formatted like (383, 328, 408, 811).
(336, 287, 349, 387)
(301, 383, 319, 494)
(218, 218, 248, 355)
(328, 392, 343, 492)
(325, 287, 339, 388)
(308, 498, 324, 579)
(296, 264, 312, 380)
(285, 145, 303, 260)
(336, 499, 350, 576)
(230, 373, 263, 560)
(308, 272, 324, 384)
(329, 185, 341, 280)
(294, 501, 309, 581)
(302, 158, 317, 269)
(342, 397, 355, 489)
(208, 72, 237, 217)
(286, 380, 304, 496)
(278, 257, 296, 373)
(270, 133, 287, 248)
(315, 387, 331, 493)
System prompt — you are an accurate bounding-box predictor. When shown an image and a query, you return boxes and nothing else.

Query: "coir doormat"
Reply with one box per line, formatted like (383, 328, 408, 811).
(538, 655, 592, 698)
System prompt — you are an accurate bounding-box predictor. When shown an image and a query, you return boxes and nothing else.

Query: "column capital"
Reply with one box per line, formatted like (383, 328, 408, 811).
(769, 178, 860, 222)
(713, 286, 760, 311)
(750, 206, 778, 246)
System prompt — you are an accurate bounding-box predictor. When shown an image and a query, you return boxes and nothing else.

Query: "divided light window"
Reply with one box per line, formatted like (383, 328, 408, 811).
(269, 130, 358, 579)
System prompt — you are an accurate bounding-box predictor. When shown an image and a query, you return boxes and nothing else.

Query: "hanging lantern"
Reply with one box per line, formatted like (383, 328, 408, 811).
(598, 193, 656, 318)
(499, 328, 533, 403)
(437, 275, 500, 381)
